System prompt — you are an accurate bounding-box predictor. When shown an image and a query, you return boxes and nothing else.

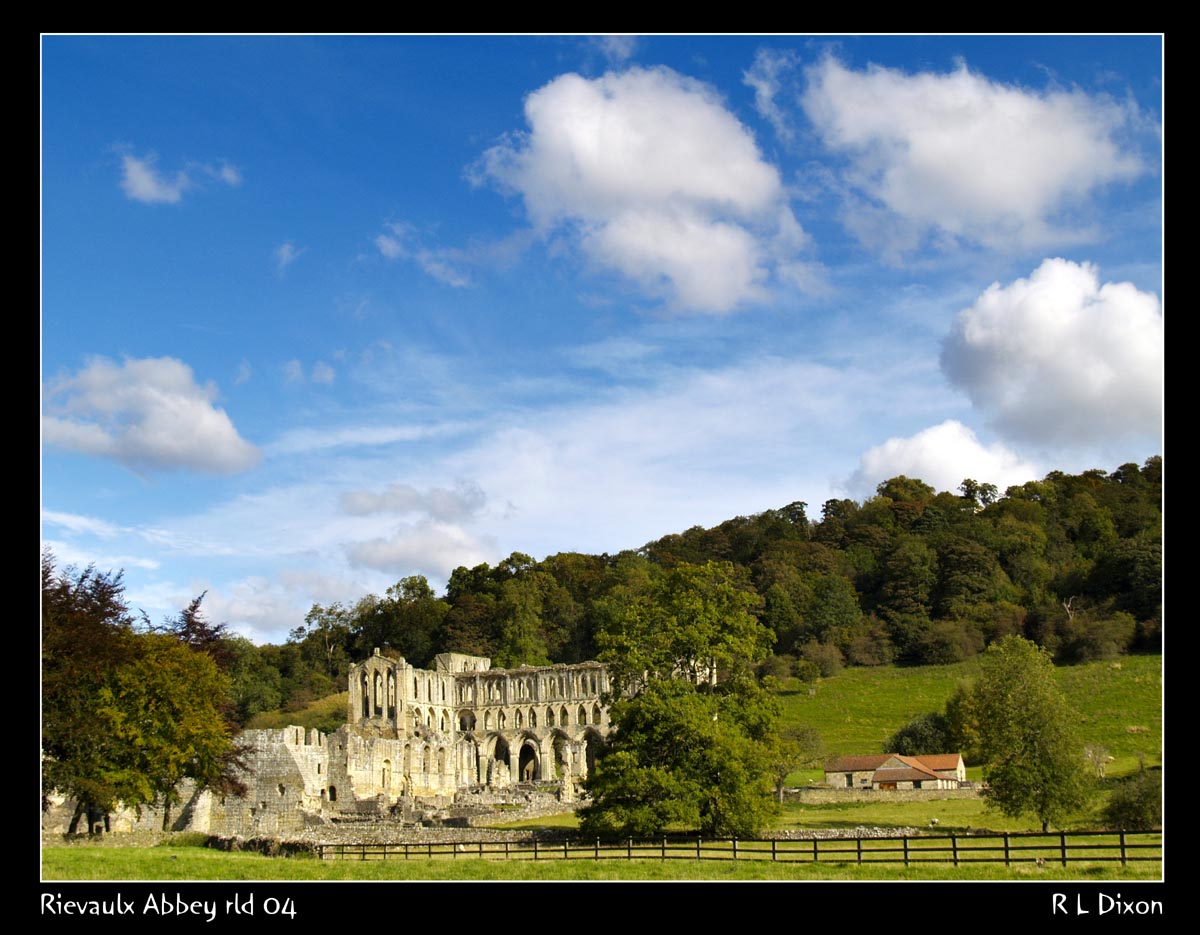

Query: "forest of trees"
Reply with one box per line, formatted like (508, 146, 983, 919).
(227, 456, 1160, 721)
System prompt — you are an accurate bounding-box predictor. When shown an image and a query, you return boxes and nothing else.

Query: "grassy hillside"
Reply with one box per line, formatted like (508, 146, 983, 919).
(779, 654, 1161, 777)
(244, 692, 349, 734)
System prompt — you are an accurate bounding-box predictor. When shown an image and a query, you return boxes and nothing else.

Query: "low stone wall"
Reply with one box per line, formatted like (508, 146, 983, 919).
(784, 787, 980, 805)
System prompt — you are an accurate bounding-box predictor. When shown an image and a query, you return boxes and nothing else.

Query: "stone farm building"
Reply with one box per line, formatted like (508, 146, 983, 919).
(824, 753, 966, 791)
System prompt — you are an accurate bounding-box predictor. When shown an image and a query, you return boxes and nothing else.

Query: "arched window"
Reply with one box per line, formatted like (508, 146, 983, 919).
(561, 706, 570, 727)
(593, 703, 602, 724)
(387, 672, 396, 718)
(530, 709, 538, 728)
(484, 711, 492, 730)
(515, 709, 524, 728)
(546, 707, 555, 727)
(578, 705, 588, 725)
(361, 673, 370, 718)
(329, 786, 337, 802)
(374, 672, 383, 717)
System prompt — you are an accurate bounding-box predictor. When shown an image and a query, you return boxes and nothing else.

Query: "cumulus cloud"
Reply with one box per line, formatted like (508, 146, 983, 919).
(941, 258, 1163, 446)
(802, 56, 1144, 252)
(311, 361, 336, 385)
(43, 356, 260, 474)
(234, 359, 253, 385)
(284, 359, 304, 383)
(345, 520, 492, 580)
(476, 66, 811, 312)
(120, 153, 190, 204)
(340, 480, 486, 522)
(847, 420, 1039, 498)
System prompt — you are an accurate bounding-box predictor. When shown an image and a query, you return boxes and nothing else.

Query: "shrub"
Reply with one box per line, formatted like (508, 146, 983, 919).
(1102, 770, 1161, 831)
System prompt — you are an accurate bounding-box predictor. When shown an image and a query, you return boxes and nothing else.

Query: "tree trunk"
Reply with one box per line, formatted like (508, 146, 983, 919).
(162, 801, 173, 832)
(67, 800, 85, 835)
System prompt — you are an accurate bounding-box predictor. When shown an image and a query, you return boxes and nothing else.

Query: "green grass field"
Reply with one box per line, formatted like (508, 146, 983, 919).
(777, 654, 1161, 778)
(41, 839, 1161, 881)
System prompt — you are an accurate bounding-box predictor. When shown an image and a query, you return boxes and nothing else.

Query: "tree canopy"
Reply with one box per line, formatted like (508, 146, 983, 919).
(975, 635, 1090, 831)
(42, 552, 245, 831)
(580, 560, 779, 838)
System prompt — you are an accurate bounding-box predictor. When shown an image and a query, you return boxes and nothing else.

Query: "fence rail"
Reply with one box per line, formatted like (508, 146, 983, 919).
(316, 829, 1161, 867)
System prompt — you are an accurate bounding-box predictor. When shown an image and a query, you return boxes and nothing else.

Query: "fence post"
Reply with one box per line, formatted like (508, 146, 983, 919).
(662, 836, 666, 860)
(696, 836, 701, 861)
(903, 836, 909, 867)
(428, 842, 432, 859)
(1120, 832, 1127, 867)
(565, 840, 569, 860)
(628, 837, 632, 861)
(1060, 832, 1067, 868)
(404, 843, 409, 860)
(951, 834, 958, 867)
(856, 835, 862, 864)
(504, 841, 509, 860)
(595, 837, 600, 861)
(772, 839, 777, 862)
(813, 838, 818, 862)
(733, 838, 738, 861)
(479, 841, 484, 859)
(1004, 832, 1010, 867)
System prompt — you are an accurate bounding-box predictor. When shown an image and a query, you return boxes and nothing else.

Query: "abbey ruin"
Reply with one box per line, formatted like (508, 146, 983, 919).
(44, 651, 614, 837)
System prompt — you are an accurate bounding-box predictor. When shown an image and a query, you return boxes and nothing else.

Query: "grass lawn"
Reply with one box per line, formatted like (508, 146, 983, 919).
(41, 842, 1160, 881)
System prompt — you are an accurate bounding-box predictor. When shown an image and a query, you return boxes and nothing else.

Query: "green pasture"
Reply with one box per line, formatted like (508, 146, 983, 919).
(777, 654, 1161, 777)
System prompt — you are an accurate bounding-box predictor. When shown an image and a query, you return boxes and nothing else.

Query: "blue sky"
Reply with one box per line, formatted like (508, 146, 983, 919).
(41, 35, 1163, 644)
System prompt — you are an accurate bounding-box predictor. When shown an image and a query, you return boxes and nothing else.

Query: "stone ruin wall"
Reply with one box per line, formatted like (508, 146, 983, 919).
(45, 651, 614, 838)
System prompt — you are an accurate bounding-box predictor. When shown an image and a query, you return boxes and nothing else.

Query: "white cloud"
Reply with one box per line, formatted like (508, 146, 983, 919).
(340, 480, 486, 522)
(120, 153, 190, 204)
(477, 66, 810, 312)
(274, 241, 304, 273)
(284, 359, 304, 383)
(375, 223, 472, 288)
(312, 361, 336, 385)
(941, 258, 1163, 446)
(42, 510, 122, 539)
(43, 356, 261, 474)
(216, 162, 242, 186)
(802, 56, 1144, 252)
(593, 35, 637, 65)
(847, 420, 1039, 498)
(234, 359, 253, 385)
(744, 48, 802, 144)
(345, 520, 493, 580)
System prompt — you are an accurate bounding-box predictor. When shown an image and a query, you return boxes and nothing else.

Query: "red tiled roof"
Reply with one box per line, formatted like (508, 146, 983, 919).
(826, 752, 963, 775)
(913, 754, 962, 770)
(825, 754, 891, 772)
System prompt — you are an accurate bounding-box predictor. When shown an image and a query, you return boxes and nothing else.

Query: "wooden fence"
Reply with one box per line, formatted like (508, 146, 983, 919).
(316, 829, 1160, 867)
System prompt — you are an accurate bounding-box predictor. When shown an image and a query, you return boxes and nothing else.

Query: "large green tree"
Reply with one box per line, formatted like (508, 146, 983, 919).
(582, 560, 779, 837)
(42, 552, 245, 831)
(975, 636, 1090, 831)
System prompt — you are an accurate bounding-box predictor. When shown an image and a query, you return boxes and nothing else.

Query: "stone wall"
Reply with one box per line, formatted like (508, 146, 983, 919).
(783, 787, 980, 804)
